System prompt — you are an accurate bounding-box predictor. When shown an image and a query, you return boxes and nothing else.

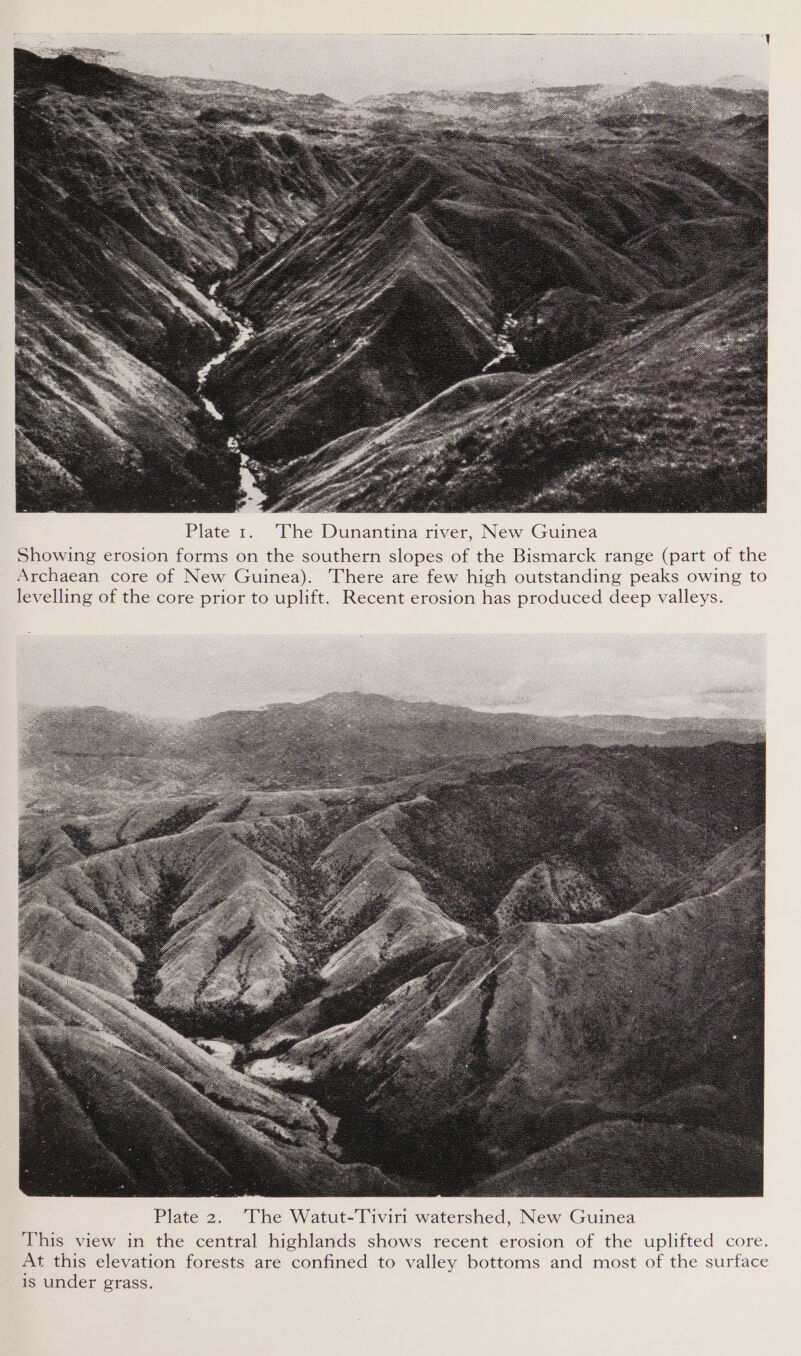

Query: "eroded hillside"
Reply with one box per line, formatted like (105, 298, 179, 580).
(15, 50, 358, 511)
(215, 128, 765, 513)
(16, 53, 766, 511)
(20, 714, 765, 1196)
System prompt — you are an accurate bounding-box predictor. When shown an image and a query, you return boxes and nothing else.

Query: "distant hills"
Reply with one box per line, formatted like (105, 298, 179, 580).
(356, 79, 767, 124)
(20, 693, 765, 812)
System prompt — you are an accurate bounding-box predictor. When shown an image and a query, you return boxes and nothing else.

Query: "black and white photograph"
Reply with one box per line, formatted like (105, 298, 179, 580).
(15, 33, 767, 514)
(19, 634, 765, 1197)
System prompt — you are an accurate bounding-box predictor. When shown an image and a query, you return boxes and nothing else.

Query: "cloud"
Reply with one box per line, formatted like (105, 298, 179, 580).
(700, 685, 761, 696)
(18, 634, 765, 721)
(47, 46, 121, 63)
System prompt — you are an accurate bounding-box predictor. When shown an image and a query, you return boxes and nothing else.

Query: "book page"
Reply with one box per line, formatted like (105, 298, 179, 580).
(3, 3, 799, 1354)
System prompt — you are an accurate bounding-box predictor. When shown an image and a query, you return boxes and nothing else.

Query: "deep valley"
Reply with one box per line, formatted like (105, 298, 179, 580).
(15, 50, 767, 512)
(20, 692, 765, 1196)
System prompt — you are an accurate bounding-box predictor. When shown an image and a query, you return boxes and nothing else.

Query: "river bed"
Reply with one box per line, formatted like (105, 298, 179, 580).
(197, 284, 268, 511)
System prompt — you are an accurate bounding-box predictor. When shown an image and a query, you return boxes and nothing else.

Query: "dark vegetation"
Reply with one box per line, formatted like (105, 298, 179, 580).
(20, 697, 765, 1194)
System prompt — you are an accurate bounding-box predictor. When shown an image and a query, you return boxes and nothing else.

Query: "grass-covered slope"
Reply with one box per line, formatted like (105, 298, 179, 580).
(20, 961, 395, 1195)
(20, 728, 764, 1195)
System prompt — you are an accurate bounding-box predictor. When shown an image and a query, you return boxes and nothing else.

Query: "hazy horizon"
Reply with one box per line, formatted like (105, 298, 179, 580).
(18, 635, 765, 722)
(17, 33, 769, 101)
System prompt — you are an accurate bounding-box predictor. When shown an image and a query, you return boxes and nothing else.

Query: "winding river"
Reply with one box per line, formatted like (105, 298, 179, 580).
(196, 290, 517, 511)
(197, 284, 267, 512)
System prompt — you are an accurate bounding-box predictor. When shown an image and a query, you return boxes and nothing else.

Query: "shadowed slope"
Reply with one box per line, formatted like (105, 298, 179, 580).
(20, 961, 395, 1195)
(272, 266, 765, 512)
(15, 49, 355, 510)
(278, 829, 762, 1186)
(16, 275, 237, 511)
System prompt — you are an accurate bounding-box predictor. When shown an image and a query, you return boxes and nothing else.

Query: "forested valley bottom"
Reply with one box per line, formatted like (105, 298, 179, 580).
(20, 694, 765, 1196)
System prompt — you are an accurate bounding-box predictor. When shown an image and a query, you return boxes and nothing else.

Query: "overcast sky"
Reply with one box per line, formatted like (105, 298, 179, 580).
(18, 635, 765, 721)
(19, 33, 768, 100)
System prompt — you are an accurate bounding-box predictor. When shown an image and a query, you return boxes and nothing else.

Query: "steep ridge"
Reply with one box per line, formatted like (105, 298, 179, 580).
(210, 142, 651, 458)
(21, 737, 766, 906)
(15, 55, 766, 511)
(19, 787, 381, 874)
(213, 119, 765, 508)
(14, 50, 356, 510)
(208, 175, 500, 459)
(632, 823, 765, 916)
(20, 735, 764, 1194)
(280, 829, 763, 1188)
(272, 264, 765, 512)
(20, 961, 395, 1195)
(21, 744, 764, 1022)
(20, 825, 313, 1031)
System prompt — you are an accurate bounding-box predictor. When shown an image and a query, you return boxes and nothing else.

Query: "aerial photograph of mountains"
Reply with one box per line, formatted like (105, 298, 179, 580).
(15, 33, 767, 513)
(19, 634, 766, 1196)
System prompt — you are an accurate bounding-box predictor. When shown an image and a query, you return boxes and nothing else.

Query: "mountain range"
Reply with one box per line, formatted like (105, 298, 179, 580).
(19, 693, 764, 813)
(20, 696, 765, 1195)
(16, 50, 766, 511)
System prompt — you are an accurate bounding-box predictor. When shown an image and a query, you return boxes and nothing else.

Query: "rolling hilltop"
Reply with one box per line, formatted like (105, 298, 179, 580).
(20, 695, 765, 1195)
(16, 51, 766, 511)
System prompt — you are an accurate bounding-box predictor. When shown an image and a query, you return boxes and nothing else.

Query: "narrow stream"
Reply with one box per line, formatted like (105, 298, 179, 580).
(197, 283, 267, 512)
(482, 312, 518, 372)
(196, 291, 517, 507)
